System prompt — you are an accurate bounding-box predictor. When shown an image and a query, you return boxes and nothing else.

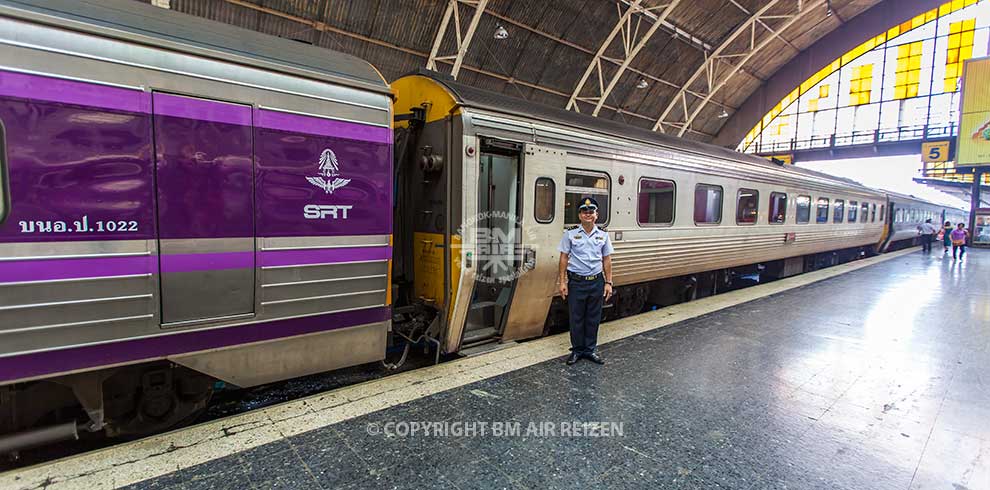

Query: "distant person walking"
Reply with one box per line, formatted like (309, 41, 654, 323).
(942, 221, 953, 254)
(950, 223, 969, 260)
(918, 219, 937, 253)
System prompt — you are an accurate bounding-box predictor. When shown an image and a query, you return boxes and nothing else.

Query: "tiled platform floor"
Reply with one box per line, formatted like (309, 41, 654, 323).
(128, 249, 990, 489)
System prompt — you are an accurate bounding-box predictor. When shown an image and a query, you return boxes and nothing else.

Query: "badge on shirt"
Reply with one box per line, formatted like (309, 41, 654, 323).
(573, 234, 583, 240)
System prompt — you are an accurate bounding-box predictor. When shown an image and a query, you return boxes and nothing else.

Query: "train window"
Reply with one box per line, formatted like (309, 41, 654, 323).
(861, 202, 869, 223)
(880, 204, 885, 222)
(637, 178, 675, 226)
(534, 177, 555, 223)
(871, 203, 876, 222)
(564, 170, 609, 225)
(816, 197, 830, 223)
(736, 188, 759, 224)
(694, 184, 723, 224)
(848, 201, 858, 222)
(796, 195, 811, 224)
(896, 208, 902, 223)
(833, 199, 844, 223)
(769, 192, 787, 224)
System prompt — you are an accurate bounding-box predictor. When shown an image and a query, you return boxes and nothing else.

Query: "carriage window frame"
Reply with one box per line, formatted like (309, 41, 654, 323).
(795, 195, 811, 224)
(534, 177, 555, 224)
(694, 183, 723, 225)
(880, 204, 885, 223)
(637, 177, 676, 227)
(860, 202, 869, 223)
(768, 192, 787, 224)
(833, 199, 845, 223)
(564, 169, 611, 226)
(816, 197, 830, 223)
(848, 200, 858, 222)
(871, 203, 876, 222)
(736, 188, 759, 225)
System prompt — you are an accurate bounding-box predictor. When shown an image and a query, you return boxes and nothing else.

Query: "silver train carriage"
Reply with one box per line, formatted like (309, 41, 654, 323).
(389, 71, 965, 356)
(0, 0, 393, 444)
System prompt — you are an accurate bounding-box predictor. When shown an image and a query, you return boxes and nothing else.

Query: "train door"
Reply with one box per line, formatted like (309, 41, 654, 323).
(152, 93, 256, 325)
(460, 138, 523, 347)
(501, 145, 566, 341)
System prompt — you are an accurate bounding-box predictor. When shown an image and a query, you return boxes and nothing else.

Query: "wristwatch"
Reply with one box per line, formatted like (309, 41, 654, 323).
(605, 281, 613, 285)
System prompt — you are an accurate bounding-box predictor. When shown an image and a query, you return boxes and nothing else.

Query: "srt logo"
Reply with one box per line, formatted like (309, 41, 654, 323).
(306, 148, 351, 194)
(304, 205, 352, 220)
(303, 148, 355, 220)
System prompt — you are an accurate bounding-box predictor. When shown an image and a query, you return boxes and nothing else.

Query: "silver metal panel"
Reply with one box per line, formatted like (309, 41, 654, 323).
(159, 237, 253, 254)
(160, 269, 255, 325)
(262, 275, 386, 303)
(261, 290, 386, 319)
(169, 321, 388, 388)
(0, 294, 152, 333)
(260, 260, 388, 285)
(0, 18, 390, 126)
(0, 315, 155, 356)
(0, 274, 151, 307)
(260, 235, 390, 251)
(0, 239, 152, 259)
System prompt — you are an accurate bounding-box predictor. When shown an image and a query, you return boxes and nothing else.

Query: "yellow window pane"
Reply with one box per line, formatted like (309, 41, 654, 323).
(962, 31, 975, 46)
(820, 84, 830, 98)
(896, 59, 909, 72)
(925, 9, 937, 22)
(964, 18, 976, 31)
(939, 3, 951, 16)
(961, 46, 973, 61)
(950, 21, 962, 34)
(946, 64, 958, 77)
(808, 98, 819, 112)
(863, 64, 874, 76)
(849, 80, 860, 92)
(895, 86, 907, 99)
(909, 57, 922, 70)
(949, 34, 961, 49)
(908, 70, 921, 84)
(947, 49, 959, 64)
(888, 26, 901, 39)
(908, 85, 919, 98)
(910, 42, 924, 55)
(946, 77, 958, 92)
(952, 0, 964, 11)
(896, 72, 907, 85)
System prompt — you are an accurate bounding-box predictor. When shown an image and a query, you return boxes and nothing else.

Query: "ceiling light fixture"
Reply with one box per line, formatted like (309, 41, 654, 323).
(718, 109, 730, 119)
(636, 78, 649, 89)
(494, 25, 508, 40)
(825, 0, 832, 17)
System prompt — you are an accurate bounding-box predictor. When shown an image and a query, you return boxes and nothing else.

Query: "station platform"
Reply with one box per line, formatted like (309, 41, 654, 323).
(6, 248, 989, 490)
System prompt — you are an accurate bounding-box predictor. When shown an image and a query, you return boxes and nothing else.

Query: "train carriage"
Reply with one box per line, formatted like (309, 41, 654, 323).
(0, 0, 392, 441)
(390, 71, 890, 354)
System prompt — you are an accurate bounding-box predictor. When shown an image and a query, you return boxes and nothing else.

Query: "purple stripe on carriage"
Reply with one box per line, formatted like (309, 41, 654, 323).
(0, 307, 391, 384)
(255, 109, 391, 144)
(0, 255, 154, 283)
(153, 93, 252, 126)
(0, 70, 147, 113)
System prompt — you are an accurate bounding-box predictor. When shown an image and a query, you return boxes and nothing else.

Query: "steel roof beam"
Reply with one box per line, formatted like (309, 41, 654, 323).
(426, 0, 490, 79)
(589, 0, 683, 117)
(615, 0, 713, 52)
(652, 0, 822, 135)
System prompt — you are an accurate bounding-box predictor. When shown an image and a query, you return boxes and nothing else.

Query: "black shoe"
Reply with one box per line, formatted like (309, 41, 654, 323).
(584, 352, 605, 365)
(566, 353, 581, 365)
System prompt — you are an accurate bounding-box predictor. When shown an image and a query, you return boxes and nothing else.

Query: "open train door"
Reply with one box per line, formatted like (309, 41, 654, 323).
(501, 144, 566, 341)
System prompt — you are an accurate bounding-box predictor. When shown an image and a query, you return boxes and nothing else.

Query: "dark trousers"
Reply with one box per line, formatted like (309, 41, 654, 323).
(953, 243, 966, 259)
(922, 234, 933, 252)
(567, 275, 604, 355)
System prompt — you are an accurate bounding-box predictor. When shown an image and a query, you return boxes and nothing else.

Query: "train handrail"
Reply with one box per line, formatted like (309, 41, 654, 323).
(0, 118, 9, 225)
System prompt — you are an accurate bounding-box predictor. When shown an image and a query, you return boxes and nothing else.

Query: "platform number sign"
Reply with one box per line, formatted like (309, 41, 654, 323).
(922, 141, 950, 163)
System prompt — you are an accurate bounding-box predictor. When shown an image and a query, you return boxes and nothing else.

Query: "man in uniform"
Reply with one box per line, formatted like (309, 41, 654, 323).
(558, 197, 614, 365)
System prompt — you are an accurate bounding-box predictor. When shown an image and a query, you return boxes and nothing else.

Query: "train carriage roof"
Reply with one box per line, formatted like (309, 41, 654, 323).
(407, 70, 877, 193)
(0, 0, 389, 95)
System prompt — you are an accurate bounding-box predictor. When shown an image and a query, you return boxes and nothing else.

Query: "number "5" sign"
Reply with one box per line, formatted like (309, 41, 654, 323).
(922, 141, 950, 162)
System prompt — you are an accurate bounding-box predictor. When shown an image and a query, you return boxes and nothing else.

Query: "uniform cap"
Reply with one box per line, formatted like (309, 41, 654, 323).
(578, 197, 599, 211)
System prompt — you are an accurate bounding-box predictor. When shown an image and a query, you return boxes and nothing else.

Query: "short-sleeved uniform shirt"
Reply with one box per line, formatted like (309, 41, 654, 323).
(559, 225, 614, 276)
(919, 222, 937, 234)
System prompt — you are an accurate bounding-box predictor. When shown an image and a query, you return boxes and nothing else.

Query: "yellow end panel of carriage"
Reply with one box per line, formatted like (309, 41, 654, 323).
(412, 232, 462, 319)
(391, 75, 461, 126)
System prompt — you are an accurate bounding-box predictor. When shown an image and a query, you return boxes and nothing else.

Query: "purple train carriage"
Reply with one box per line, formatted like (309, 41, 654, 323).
(0, 0, 393, 447)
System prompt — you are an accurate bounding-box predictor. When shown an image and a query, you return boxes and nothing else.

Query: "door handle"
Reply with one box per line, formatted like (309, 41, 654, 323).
(523, 247, 536, 271)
